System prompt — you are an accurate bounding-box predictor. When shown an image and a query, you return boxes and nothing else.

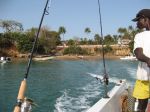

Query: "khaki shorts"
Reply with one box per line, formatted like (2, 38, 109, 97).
(133, 80, 150, 99)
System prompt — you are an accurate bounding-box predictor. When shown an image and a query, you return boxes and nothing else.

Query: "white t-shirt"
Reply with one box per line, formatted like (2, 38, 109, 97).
(134, 31, 150, 81)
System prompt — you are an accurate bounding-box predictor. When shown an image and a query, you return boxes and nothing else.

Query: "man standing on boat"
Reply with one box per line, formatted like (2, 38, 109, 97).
(132, 9, 150, 112)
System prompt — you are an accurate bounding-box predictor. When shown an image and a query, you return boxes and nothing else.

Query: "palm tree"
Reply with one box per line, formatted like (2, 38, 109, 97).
(128, 25, 133, 31)
(58, 26, 66, 43)
(127, 25, 140, 40)
(117, 26, 140, 53)
(117, 28, 127, 37)
(84, 27, 91, 39)
(112, 35, 118, 44)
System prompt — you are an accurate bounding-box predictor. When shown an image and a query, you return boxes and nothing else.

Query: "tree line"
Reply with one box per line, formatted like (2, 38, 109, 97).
(0, 20, 141, 57)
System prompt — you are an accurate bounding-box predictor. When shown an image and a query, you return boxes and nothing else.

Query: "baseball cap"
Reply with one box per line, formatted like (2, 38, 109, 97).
(132, 9, 150, 21)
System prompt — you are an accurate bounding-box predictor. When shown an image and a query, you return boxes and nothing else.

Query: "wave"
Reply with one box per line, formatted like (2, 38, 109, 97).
(54, 80, 101, 112)
(87, 72, 121, 84)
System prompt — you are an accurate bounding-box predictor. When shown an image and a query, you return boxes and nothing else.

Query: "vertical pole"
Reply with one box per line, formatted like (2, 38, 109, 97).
(97, 0, 109, 98)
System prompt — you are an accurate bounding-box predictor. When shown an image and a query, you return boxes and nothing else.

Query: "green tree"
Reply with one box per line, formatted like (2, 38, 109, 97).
(63, 45, 87, 55)
(26, 27, 38, 38)
(94, 34, 103, 44)
(84, 27, 91, 34)
(87, 39, 94, 45)
(112, 35, 118, 44)
(0, 33, 13, 48)
(0, 20, 23, 32)
(117, 26, 141, 53)
(128, 41, 134, 54)
(67, 39, 75, 46)
(39, 30, 61, 54)
(58, 26, 66, 42)
(25, 27, 61, 54)
(16, 34, 33, 53)
(84, 27, 91, 39)
(0, 20, 24, 54)
(117, 26, 139, 40)
(118, 28, 127, 36)
(79, 38, 88, 45)
(103, 35, 115, 45)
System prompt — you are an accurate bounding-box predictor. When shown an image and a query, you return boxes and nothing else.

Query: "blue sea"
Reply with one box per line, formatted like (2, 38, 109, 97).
(0, 58, 138, 112)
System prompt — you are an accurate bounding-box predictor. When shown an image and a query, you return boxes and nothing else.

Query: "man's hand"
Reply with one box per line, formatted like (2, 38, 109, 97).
(134, 48, 150, 67)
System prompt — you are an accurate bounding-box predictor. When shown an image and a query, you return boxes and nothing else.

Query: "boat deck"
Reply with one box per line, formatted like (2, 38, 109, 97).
(86, 80, 128, 112)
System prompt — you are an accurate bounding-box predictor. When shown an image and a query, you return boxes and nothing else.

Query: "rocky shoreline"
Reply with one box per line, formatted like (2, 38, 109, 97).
(11, 55, 122, 62)
(2, 44, 130, 61)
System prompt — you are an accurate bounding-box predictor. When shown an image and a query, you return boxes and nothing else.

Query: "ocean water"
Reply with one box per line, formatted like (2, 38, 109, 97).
(0, 59, 138, 112)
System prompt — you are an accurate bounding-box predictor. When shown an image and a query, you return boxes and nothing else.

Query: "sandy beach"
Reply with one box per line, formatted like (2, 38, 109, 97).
(54, 55, 122, 60)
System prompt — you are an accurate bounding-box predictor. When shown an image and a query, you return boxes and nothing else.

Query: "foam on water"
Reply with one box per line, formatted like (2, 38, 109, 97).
(87, 72, 121, 84)
(126, 68, 136, 79)
(54, 80, 101, 112)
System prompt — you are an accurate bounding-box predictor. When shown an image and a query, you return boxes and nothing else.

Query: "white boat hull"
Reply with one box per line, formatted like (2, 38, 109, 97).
(33, 56, 54, 61)
(86, 80, 127, 112)
(120, 56, 137, 60)
(0, 57, 11, 63)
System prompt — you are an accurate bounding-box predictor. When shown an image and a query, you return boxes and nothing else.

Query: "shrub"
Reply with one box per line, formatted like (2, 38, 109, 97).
(63, 45, 88, 55)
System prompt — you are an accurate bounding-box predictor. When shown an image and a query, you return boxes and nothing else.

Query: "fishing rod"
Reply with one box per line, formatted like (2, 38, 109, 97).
(13, 0, 50, 112)
(97, 0, 109, 98)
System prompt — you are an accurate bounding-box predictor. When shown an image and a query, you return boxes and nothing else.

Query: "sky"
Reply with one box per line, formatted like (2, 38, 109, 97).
(0, 0, 150, 40)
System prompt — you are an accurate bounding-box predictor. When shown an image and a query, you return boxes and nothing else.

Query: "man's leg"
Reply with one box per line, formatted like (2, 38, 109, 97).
(137, 99, 148, 112)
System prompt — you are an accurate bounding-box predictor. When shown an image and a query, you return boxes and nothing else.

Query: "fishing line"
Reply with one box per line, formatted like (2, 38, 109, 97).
(97, 0, 109, 98)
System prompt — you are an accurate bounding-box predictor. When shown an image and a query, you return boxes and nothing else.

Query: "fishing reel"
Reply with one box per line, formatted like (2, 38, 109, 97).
(95, 74, 109, 85)
(21, 97, 36, 112)
(103, 74, 109, 85)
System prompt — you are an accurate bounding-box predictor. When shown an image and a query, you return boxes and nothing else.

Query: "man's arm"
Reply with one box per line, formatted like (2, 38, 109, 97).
(134, 48, 150, 67)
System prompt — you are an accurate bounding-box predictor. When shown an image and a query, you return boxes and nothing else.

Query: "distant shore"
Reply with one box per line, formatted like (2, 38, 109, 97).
(12, 55, 123, 61)
(54, 55, 122, 60)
